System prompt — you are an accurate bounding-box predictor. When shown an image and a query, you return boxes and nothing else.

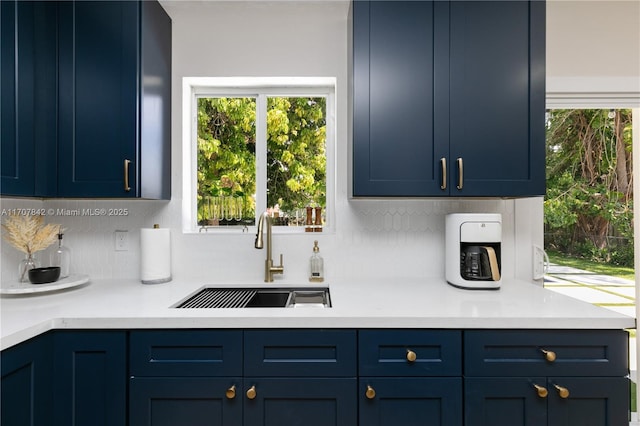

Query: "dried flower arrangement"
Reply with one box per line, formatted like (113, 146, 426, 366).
(2, 214, 62, 256)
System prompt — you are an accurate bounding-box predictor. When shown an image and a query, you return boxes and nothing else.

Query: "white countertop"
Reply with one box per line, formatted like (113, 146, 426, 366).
(1, 277, 635, 350)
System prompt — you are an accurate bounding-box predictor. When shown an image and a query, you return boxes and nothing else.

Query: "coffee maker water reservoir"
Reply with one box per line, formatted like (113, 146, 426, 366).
(445, 213, 502, 289)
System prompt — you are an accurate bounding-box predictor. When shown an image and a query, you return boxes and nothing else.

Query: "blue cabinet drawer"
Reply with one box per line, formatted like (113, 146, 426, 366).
(244, 330, 357, 377)
(464, 330, 628, 377)
(359, 330, 462, 376)
(130, 330, 242, 377)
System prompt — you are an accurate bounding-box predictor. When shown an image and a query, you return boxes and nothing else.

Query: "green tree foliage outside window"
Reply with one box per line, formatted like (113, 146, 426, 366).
(544, 109, 633, 266)
(197, 96, 326, 226)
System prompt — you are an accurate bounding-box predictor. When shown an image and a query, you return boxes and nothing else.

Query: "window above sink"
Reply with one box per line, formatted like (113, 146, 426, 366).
(181, 77, 337, 235)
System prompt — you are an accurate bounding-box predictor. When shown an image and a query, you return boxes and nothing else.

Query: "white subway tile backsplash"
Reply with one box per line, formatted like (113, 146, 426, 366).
(1, 196, 522, 285)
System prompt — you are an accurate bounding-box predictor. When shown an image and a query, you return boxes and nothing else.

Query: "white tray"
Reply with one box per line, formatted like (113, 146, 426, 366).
(1, 274, 90, 295)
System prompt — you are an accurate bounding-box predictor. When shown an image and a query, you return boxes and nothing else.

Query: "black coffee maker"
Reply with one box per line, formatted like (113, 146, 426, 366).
(460, 245, 501, 281)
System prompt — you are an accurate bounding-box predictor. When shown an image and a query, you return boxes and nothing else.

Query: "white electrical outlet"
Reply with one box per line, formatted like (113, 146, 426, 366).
(115, 230, 129, 251)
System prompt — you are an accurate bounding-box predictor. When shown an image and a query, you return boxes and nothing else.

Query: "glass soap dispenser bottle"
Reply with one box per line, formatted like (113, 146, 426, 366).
(51, 233, 71, 279)
(309, 240, 324, 282)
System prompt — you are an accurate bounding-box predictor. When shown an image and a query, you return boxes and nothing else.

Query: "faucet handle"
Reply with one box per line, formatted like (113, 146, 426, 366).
(278, 254, 284, 268)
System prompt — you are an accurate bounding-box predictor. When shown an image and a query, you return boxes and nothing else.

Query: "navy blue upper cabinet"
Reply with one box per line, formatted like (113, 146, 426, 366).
(1, 0, 33, 196)
(351, 0, 545, 197)
(448, 1, 545, 197)
(58, 0, 171, 199)
(0, 1, 57, 197)
(352, 1, 449, 197)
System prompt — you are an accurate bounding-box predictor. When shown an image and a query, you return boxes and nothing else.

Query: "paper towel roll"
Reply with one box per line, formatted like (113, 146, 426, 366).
(140, 226, 172, 284)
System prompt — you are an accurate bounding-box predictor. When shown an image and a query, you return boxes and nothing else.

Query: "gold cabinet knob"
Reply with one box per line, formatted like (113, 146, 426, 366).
(554, 384, 570, 399)
(406, 350, 417, 363)
(226, 385, 236, 399)
(533, 384, 548, 398)
(246, 385, 257, 400)
(541, 349, 556, 362)
(365, 385, 376, 399)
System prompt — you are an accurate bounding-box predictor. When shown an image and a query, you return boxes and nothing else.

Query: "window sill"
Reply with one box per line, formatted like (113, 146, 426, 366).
(183, 226, 334, 235)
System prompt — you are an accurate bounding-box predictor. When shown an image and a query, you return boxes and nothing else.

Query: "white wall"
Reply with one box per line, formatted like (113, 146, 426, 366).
(1, 1, 541, 285)
(546, 0, 640, 103)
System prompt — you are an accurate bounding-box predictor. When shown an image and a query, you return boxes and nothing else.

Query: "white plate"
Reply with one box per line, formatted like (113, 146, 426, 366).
(1, 274, 90, 295)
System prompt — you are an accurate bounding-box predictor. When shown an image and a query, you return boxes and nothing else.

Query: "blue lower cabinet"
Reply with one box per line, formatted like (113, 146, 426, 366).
(1, 333, 53, 426)
(53, 331, 127, 426)
(465, 378, 547, 426)
(359, 378, 462, 426)
(244, 378, 357, 426)
(546, 377, 629, 426)
(129, 377, 242, 426)
(465, 377, 629, 426)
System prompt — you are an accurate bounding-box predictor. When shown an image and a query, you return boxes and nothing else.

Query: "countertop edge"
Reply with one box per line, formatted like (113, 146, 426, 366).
(1, 315, 635, 351)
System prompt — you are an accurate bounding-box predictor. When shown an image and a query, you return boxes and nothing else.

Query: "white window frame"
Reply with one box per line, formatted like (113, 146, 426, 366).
(182, 77, 336, 234)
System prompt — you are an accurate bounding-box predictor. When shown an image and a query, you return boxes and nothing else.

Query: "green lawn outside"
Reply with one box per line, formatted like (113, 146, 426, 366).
(547, 251, 635, 281)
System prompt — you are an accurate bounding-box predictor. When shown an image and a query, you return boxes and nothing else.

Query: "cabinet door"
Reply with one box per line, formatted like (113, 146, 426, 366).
(352, 0, 449, 196)
(1, 0, 35, 196)
(57, 1, 138, 197)
(547, 377, 629, 426)
(449, 1, 545, 196)
(465, 378, 547, 426)
(244, 378, 357, 426)
(53, 331, 127, 426)
(130, 377, 242, 426)
(1, 333, 53, 426)
(359, 378, 462, 426)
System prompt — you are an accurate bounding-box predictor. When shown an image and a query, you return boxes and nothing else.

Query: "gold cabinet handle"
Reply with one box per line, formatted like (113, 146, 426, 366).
(406, 349, 417, 363)
(540, 349, 556, 362)
(365, 385, 376, 399)
(246, 385, 257, 400)
(124, 159, 131, 192)
(554, 384, 570, 399)
(440, 158, 447, 190)
(533, 384, 548, 398)
(226, 385, 236, 399)
(456, 157, 463, 190)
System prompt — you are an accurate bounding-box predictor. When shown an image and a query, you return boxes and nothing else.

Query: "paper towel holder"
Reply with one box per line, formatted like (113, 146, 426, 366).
(141, 224, 172, 284)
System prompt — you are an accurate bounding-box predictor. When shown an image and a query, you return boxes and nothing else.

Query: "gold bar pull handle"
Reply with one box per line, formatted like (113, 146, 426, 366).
(440, 158, 447, 190)
(456, 157, 463, 190)
(124, 159, 132, 192)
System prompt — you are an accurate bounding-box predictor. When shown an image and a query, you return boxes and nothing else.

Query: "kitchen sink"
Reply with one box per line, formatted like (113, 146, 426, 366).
(173, 287, 331, 309)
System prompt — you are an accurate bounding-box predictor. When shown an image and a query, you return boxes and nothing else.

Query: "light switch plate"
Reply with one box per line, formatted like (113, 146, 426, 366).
(115, 230, 129, 251)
